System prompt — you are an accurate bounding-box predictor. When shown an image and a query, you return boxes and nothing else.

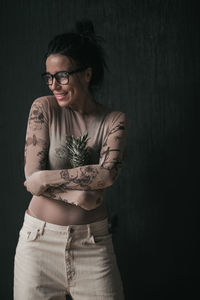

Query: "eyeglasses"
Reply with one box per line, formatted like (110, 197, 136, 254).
(41, 67, 87, 85)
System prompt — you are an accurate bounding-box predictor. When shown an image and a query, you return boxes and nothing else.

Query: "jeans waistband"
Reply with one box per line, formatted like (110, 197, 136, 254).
(23, 209, 109, 235)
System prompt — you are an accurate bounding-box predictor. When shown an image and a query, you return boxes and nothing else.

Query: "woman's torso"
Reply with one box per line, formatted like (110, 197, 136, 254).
(27, 96, 111, 225)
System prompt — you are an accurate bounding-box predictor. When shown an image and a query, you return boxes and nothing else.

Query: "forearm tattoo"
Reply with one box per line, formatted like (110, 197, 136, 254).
(44, 183, 68, 199)
(42, 184, 77, 206)
(60, 166, 99, 189)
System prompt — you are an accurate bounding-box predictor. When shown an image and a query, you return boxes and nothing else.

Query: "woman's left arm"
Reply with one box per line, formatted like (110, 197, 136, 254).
(25, 112, 128, 195)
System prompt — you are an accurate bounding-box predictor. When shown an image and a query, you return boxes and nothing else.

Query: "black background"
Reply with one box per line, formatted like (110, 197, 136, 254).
(0, 1, 199, 299)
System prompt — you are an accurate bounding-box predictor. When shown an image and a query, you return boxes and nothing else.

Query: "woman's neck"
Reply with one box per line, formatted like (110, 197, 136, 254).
(69, 92, 98, 115)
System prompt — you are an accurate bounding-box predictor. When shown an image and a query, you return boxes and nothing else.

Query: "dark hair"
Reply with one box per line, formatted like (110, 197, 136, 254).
(43, 19, 108, 92)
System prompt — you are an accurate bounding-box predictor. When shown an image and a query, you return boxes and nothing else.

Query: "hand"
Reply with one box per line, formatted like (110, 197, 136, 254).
(24, 171, 47, 196)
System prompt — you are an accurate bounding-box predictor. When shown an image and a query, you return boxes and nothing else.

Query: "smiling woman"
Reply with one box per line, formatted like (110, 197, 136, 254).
(44, 54, 94, 111)
(14, 19, 128, 300)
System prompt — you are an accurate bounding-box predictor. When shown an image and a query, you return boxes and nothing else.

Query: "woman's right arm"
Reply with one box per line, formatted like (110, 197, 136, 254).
(24, 97, 50, 178)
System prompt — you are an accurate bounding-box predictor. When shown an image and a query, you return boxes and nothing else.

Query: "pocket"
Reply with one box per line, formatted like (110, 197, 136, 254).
(92, 231, 113, 244)
(91, 231, 115, 257)
(19, 225, 40, 242)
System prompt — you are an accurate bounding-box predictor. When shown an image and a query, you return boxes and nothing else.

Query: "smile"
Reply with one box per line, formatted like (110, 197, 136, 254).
(54, 92, 68, 100)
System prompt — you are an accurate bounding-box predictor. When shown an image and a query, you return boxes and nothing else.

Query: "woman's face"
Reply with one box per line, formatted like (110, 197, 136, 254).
(45, 54, 92, 109)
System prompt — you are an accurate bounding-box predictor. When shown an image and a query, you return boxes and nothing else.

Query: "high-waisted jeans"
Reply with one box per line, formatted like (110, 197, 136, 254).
(13, 210, 124, 299)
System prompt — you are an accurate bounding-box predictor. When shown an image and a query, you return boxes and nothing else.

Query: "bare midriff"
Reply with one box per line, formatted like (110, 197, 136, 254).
(27, 195, 107, 225)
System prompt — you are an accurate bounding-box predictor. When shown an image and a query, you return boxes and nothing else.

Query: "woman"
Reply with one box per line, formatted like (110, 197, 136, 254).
(14, 19, 128, 300)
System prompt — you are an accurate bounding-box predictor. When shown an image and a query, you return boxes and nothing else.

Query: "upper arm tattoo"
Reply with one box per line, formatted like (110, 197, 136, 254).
(28, 102, 46, 130)
(24, 100, 49, 173)
(100, 118, 126, 180)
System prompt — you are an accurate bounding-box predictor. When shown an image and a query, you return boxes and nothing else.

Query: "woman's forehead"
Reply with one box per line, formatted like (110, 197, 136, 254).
(46, 54, 77, 72)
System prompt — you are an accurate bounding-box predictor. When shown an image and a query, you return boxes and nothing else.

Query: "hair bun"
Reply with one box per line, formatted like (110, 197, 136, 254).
(75, 19, 95, 38)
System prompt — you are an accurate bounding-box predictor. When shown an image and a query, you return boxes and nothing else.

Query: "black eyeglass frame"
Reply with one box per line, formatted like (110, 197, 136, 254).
(41, 67, 87, 85)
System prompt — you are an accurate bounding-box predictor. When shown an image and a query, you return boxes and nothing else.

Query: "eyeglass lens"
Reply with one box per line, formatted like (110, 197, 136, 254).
(43, 72, 69, 85)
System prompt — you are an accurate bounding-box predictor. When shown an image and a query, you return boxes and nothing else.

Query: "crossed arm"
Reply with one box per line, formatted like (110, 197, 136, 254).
(24, 97, 128, 209)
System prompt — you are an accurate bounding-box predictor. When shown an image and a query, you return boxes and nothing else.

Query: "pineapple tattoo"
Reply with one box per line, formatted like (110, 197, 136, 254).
(66, 132, 90, 168)
(56, 132, 90, 168)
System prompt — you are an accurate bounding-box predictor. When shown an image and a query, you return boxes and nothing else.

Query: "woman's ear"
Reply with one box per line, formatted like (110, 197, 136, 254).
(85, 67, 92, 83)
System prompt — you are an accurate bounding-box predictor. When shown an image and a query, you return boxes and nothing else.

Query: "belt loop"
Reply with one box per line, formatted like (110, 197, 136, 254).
(87, 224, 91, 237)
(38, 221, 46, 235)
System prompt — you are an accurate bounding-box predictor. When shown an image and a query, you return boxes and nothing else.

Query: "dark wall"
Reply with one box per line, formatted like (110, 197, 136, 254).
(0, 1, 198, 299)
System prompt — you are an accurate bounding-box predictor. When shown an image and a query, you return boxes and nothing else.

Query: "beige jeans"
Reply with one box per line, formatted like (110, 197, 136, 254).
(13, 210, 124, 299)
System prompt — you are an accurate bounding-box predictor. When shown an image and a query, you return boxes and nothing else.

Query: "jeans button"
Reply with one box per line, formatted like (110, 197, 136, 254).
(70, 227, 74, 234)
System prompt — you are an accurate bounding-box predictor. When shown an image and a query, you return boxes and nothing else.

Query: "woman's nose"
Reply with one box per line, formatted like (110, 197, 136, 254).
(50, 77, 61, 91)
